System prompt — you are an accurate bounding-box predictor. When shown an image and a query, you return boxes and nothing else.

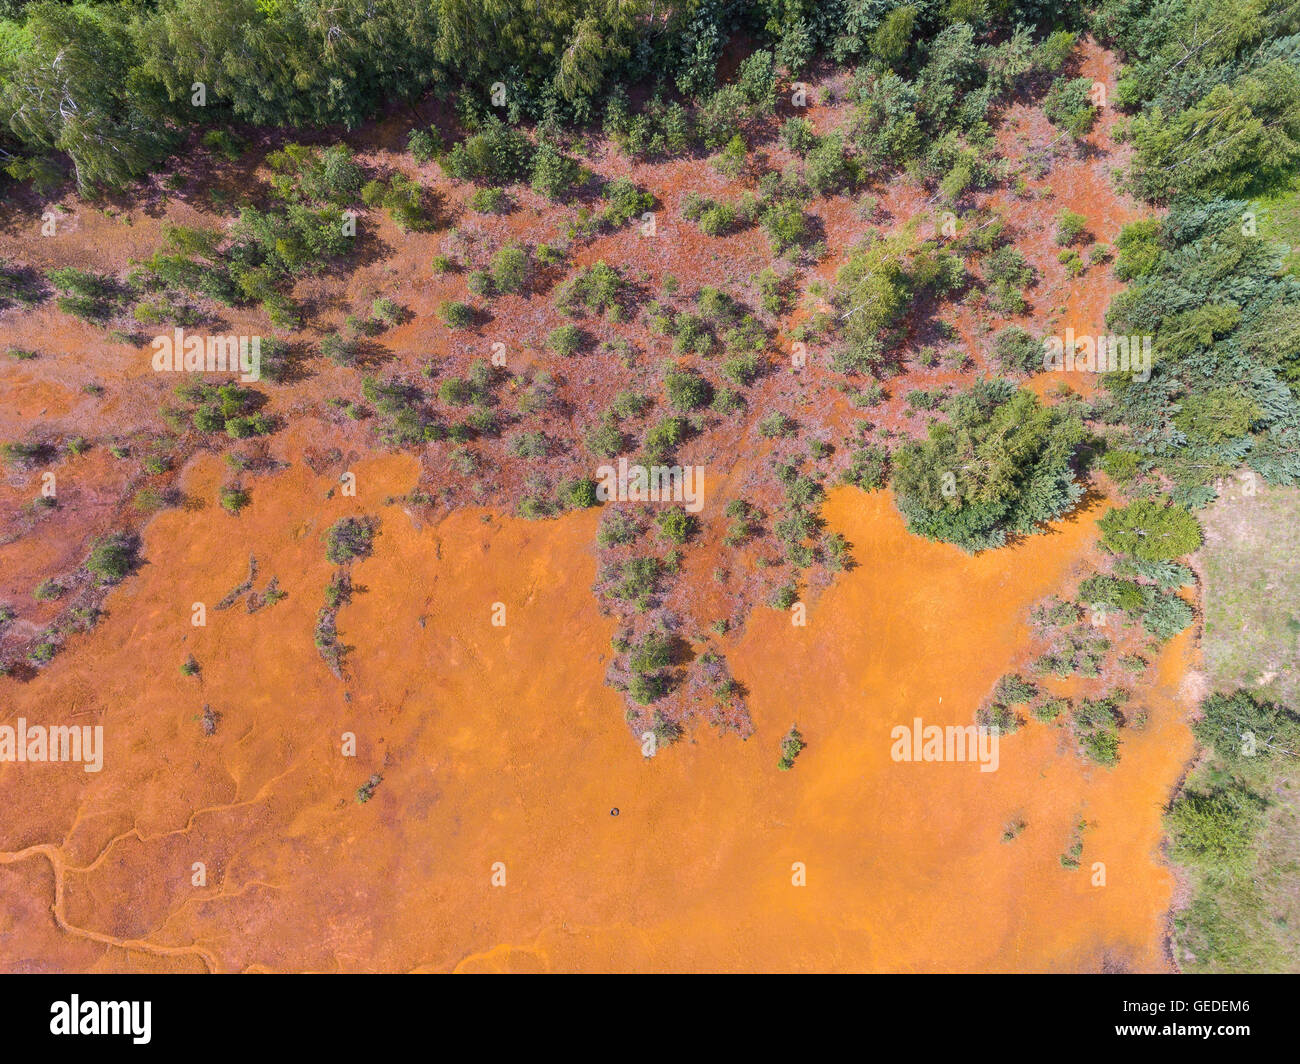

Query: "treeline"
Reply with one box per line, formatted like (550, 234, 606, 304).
(1093, 0, 1300, 504)
(0, 0, 1089, 194)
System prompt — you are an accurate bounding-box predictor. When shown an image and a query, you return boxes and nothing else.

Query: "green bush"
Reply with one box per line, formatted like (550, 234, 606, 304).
(407, 127, 443, 163)
(441, 119, 532, 185)
(993, 326, 1042, 374)
(33, 578, 63, 602)
(86, 532, 139, 584)
(758, 412, 795, 438)
(778, 726, 806, 770)
(644, 416, 687, 463)
(219, 485, 251, 514)
(655, 507, 697, 544)
(439, 301, 474, 329)
(1099, 499, 1203, 561)
(325, 517, 377, 565)
(530, 141, 582, 200)
(664, 367, 712, 411)
(468, 187, 507, 213)
(1054, 209, 1089, 247)
(561, 477, 600, 509)
(780, 117, 818, 155)
(490, 244, 530, 294)
(1042, 76, 1097, 137)
(602, 178, 654, 227)
(629, 630, 672, 673)
(891, 381, 1085, 552)
(547, 323, 583, 356)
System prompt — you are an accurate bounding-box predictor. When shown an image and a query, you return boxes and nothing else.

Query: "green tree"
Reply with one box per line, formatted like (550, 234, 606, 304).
(1098, 499, 1203, 561)
(5, 3, 172, 192)
(891, 382, 1086, 552)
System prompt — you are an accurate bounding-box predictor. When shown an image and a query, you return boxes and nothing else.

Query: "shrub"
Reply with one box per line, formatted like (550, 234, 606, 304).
(530, 142, 582, 200)
(609, 556, 661, 608)
(844, 444, 889, 491)
(371, 297, 403, 327)
(778, 725, 806, 770)
(611, 390, 650, 419)
(628, 672, 667, 705)
(1034, 697, 1069, 723)
(891, 381, 1085, 552)
(805, 134, 855, 195)
(1114, 219, 1161, 281)
(770, 584, 798, 610)
(698, 202, 738, 236)
(644, 416, 688, 463)
(713, 134, 748, 178)
(437, 378, 471, 406)
(33, 578, 64, 602)
(629, 630, 672, 674)
(1042, 76, 1097, 137)
(760, 200, 808, 255)
(86, 532, 139, 584)
(219, 486, 251, 514)
(993, 326, 1043, 374)
(721, 351, 761, 386)
(225, 414, 274, 439)
(664, 367, 712, 411)
(490, 244, 529, 295)
(441, 119, 532, 184)
(561, 477, 600, 509)
(507, 431, 548, 458)
(321, 333, 358, 367)
(984, 246, 1035, 313)
(758, 412, 795, 438)
(656, 507, 697, 544)
(325, 517, 377, 565)
(1099, 499, 1203, 561)
(780, 117, 818, 155)
(1142, 593, 1196, 640)
(547, 323, 583, 356)
(597, 509, 640, 547)
(28, 641, 57, 665)
(439, 301, 474, 329)
(468, 187, 507, 213)
(407, 127, 443, 163)
(557, 260, 625, 315)
(1054, 209, 1089, 247)
(585, 418, 626, 457)
(602, 178, 654, 227)
(1167, 783, 1266, 874)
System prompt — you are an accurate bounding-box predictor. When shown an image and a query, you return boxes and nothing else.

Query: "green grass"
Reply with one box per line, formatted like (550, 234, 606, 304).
(1173, 483, 1300, 972)
(1199, 484, 1300, 710)
(1254, 175, 1300, 278)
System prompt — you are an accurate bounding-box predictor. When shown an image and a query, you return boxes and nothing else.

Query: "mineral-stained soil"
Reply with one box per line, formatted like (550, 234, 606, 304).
(0, 443, 1193, 971)
(0, 37, 1196, 971)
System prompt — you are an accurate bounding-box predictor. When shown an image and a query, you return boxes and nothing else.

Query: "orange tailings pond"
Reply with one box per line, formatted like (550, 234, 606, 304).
(0, 452, 1194, 972)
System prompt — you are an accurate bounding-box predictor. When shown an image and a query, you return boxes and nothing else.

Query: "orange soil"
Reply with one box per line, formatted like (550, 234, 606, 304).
(0, 35, 1193, 972)
(0, 444, 1193, 972)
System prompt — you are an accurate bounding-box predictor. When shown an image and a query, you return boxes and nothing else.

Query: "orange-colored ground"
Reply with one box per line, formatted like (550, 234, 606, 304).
(0, 444, 1194, 972)
(0, 35, 1197, 972)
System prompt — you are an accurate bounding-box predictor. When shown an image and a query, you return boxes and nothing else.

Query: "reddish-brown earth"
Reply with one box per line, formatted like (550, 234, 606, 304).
(0, 37, 1196, 971)
(0, 452, 1193, 971)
